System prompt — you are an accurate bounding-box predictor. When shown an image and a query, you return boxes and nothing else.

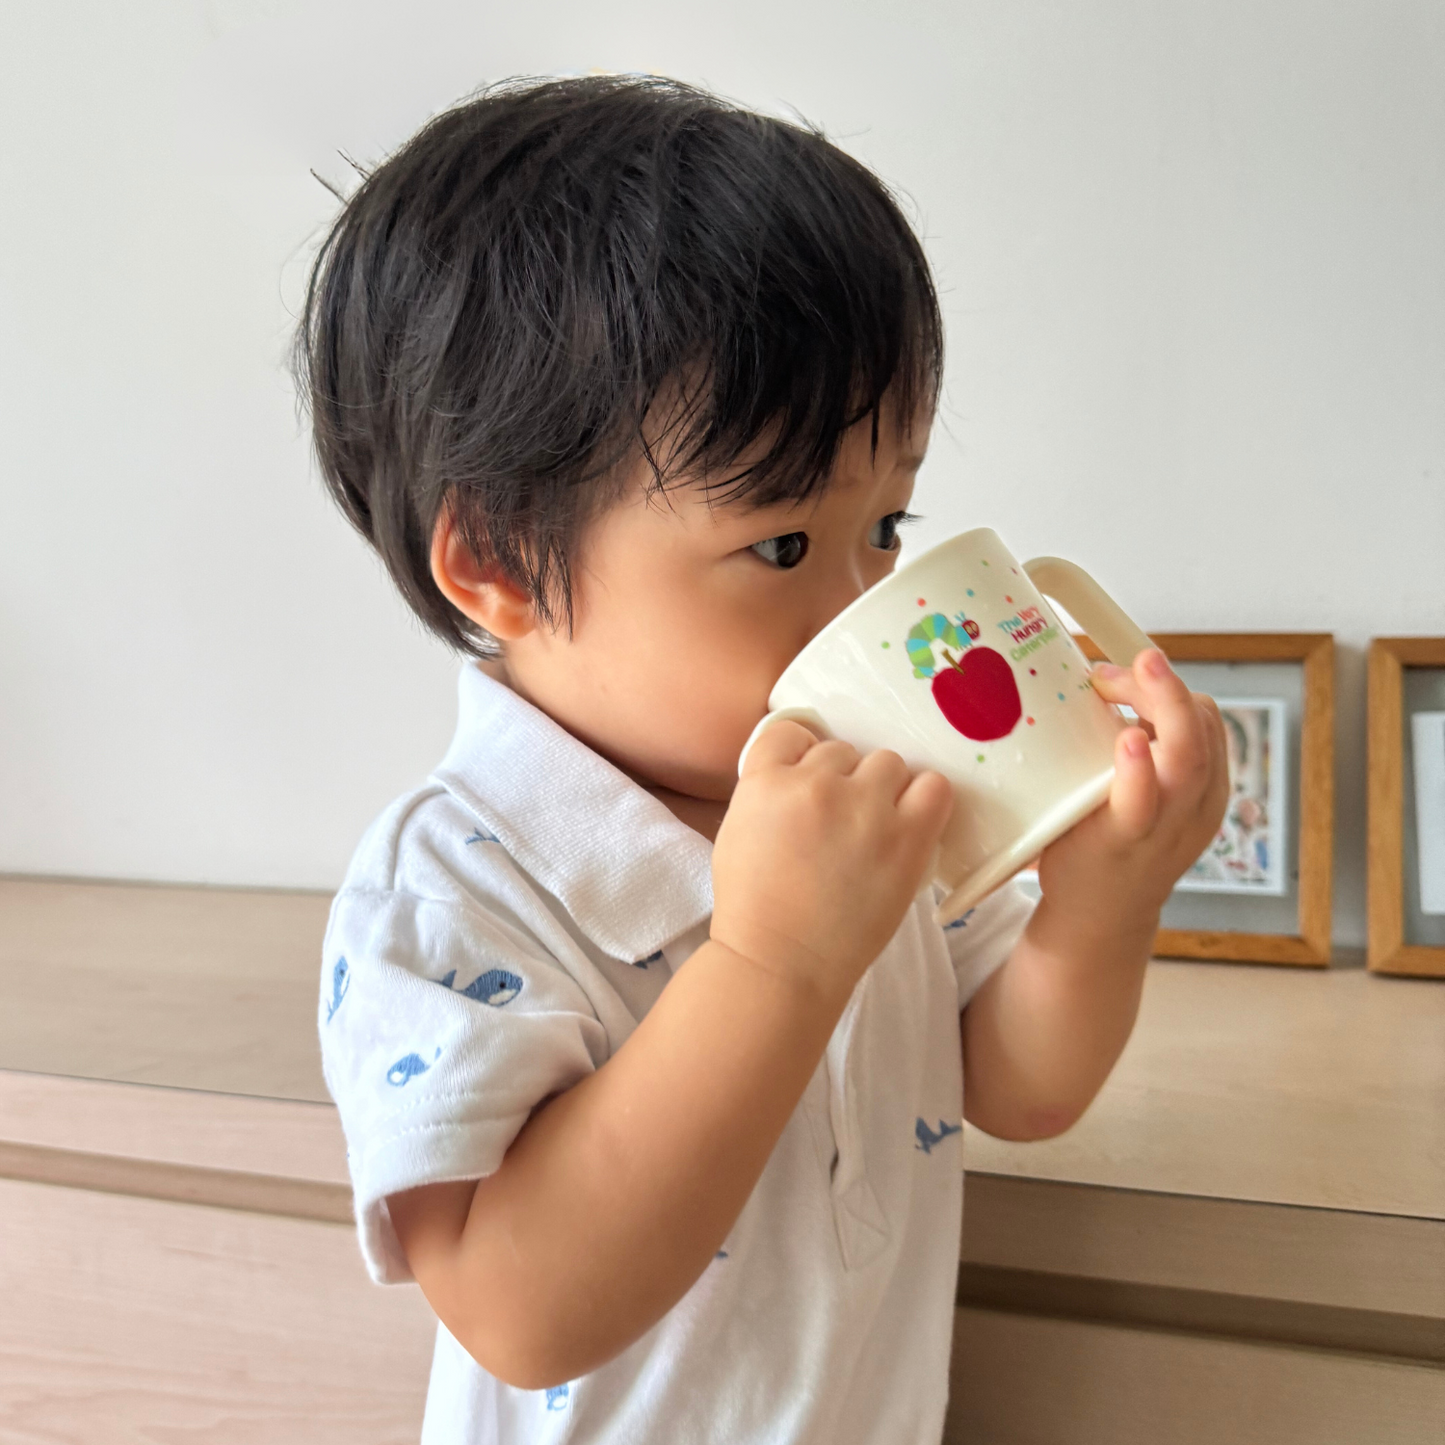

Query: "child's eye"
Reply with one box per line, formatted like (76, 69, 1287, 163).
(870, 510, 922, 551)
(750, 532, 810, 569)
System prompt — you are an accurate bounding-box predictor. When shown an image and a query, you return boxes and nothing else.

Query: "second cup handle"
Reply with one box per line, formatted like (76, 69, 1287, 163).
(1021, 557, 1154, 669)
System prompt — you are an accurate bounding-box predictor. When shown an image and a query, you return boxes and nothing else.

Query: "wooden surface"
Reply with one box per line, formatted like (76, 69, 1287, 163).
(4, 874, 1444, 1217)
(965, 958, 1445, 1220)
(945, 1306, 1445, 1445)
(1368, 636, 1445, 977)
(0, 1068, 350, 1223)
(0, 875, 331, 1099)
(3, 876, 1443, 1440)
(961, 1175, 1445, 1323)
(0, 1070, 347, 1181)
(0, 1177, 435, 1445)
(1075, 632, 1336, 966)
(1295, 632, 1338, 962)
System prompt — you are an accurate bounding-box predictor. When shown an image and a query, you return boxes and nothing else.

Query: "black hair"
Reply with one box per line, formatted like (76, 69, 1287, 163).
(293, 74, 943, 656)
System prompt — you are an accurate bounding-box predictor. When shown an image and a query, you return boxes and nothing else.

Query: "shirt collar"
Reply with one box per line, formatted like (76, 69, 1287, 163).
(432, 662, 715, 963)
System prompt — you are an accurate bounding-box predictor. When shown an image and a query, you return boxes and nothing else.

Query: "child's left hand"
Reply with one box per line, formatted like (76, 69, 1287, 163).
(1035, 648, 1229, 927)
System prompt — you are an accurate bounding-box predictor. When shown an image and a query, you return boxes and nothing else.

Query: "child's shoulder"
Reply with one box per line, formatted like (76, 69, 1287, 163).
(338, 779, 498, 899)
(330, 775, 565, 968)
(320, 776, 609, 1068)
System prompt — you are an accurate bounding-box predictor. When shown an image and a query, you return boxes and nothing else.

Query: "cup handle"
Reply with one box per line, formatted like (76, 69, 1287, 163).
(1021, 557, 1153, 668)
(736, 704, 833, 778)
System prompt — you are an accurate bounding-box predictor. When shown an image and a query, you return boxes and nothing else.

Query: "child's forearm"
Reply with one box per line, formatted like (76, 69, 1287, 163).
(960, 896, 1157, 1141)
(390, 939, 850, 1389)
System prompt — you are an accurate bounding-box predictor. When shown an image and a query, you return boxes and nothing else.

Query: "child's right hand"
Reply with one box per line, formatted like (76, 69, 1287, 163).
(709, 720, 955, 1005)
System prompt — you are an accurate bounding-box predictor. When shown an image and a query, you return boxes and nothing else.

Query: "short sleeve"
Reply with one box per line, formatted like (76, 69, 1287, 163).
(318, 886, 608, 1284)
(936, 878, 1036, 1010)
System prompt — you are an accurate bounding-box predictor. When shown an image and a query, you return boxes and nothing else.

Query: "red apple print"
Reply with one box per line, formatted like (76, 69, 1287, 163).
(931, 647, 1023, 741)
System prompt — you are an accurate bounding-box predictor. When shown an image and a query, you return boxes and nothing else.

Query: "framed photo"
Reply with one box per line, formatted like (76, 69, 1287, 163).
(1075, 633, 1336, 966)
(1367, 637, 1445, 978)
(1174, 698, 1289, 896)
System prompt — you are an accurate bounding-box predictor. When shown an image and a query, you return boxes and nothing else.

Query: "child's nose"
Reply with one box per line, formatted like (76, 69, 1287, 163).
(811, 568, 872, 635)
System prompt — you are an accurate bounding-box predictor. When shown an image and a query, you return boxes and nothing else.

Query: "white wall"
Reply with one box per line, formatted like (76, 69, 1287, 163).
(2, 0, 1442, 947)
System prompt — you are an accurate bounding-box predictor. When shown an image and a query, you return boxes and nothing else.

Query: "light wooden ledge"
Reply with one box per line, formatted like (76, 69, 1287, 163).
(965, 957, 1445, 1221)
(0, 874, 331, 1100)
(5, 879, 1445, 1317)
(959, 1175, 1445, 1365)
(0, 1069, 350, 1223)
(4, 875, 1441, 1443)
(3, 874, 1443, 1224)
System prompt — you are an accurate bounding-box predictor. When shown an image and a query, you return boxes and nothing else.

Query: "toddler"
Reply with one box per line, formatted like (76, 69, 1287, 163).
(297, 74, 1226, 1444)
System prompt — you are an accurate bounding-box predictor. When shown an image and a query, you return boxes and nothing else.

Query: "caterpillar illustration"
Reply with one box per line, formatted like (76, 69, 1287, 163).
(907, 612, 976, 678)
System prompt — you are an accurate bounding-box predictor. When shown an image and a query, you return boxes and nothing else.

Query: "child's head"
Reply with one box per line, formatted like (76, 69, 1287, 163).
(296, 74, 941, 804)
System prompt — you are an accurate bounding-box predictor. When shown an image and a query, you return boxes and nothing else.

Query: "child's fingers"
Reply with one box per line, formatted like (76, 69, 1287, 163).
(1197, 695, 1232, 820)
(1117, 650, 1208, 794)
(1093, 651, 1189, 728)
(1089, 664, 1154, 737)
(1087, 661, 1141, 705)
(853, 746, 916, 801)
(896, 767, 955, 835)
(1106, 726, 1159, 841)
(739, 717, 824, 776)
(796, 738, 864, 775)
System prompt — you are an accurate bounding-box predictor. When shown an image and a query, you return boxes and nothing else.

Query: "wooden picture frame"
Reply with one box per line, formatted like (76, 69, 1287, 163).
(1367, 637, 1445, 978)
(1076, 633, 1335, 966)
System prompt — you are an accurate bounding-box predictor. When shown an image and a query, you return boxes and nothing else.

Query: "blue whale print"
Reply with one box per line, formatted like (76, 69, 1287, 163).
(915, 1118, 963, 1154)
(325, 957, 350, 1022)
(943, 909, 976, 933)
(545, 1384, 569, 1411)
(387, 1047, 441, 1087)
(435, 967, 523, 1007)
(464, 827, 500, 845)
(634, 950, 664, 969)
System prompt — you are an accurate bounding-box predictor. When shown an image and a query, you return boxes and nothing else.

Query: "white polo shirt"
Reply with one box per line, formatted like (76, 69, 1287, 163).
(320, 661, 1034, 1445)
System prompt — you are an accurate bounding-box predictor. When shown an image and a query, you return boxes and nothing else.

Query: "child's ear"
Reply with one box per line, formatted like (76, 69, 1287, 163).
(430, 509, 536, 641)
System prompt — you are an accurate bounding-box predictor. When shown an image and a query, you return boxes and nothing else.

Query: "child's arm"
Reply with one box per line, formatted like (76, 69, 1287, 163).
(961, 648, 1229, 1140)
(389, 721, 954, 1391)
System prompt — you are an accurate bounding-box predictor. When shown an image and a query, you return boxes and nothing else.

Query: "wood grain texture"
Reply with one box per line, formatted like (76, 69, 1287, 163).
(961, 1174, 1445, 1319)
(0, 876, 332, 1101)
(1383, 943, 1445, 977)
(0, 1071, 347, 1183)
(1075, 632, 1336, 965)
(1150, 926, 1325, 964)
(0, 1176, 436, 1445)
(0, 1140, 351, 1223)
(0, 1072, 353, 1222)
(964, 959, 1445, 1219)
(945, 1307, 1445, 1445)
(1370, 639, 1407, 971)
(955, 1264, 1445, 1363)
(9, 886, 1443, 1221)
(1368, 637, 1445, 977)
(1296, 633, 1336, 960)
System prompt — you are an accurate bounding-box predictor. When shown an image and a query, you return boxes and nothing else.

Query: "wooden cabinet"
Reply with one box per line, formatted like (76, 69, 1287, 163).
(0, 1177, 435, 1444)
(949, 1306, 1443, 1445)
(0, 1068, 436, 1443)
(1, 879, 1442, 1443)
(947, 957, 1445, 1442)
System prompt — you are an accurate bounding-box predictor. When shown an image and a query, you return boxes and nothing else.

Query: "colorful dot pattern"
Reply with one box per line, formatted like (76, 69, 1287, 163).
(879, 554, 1103, 740)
